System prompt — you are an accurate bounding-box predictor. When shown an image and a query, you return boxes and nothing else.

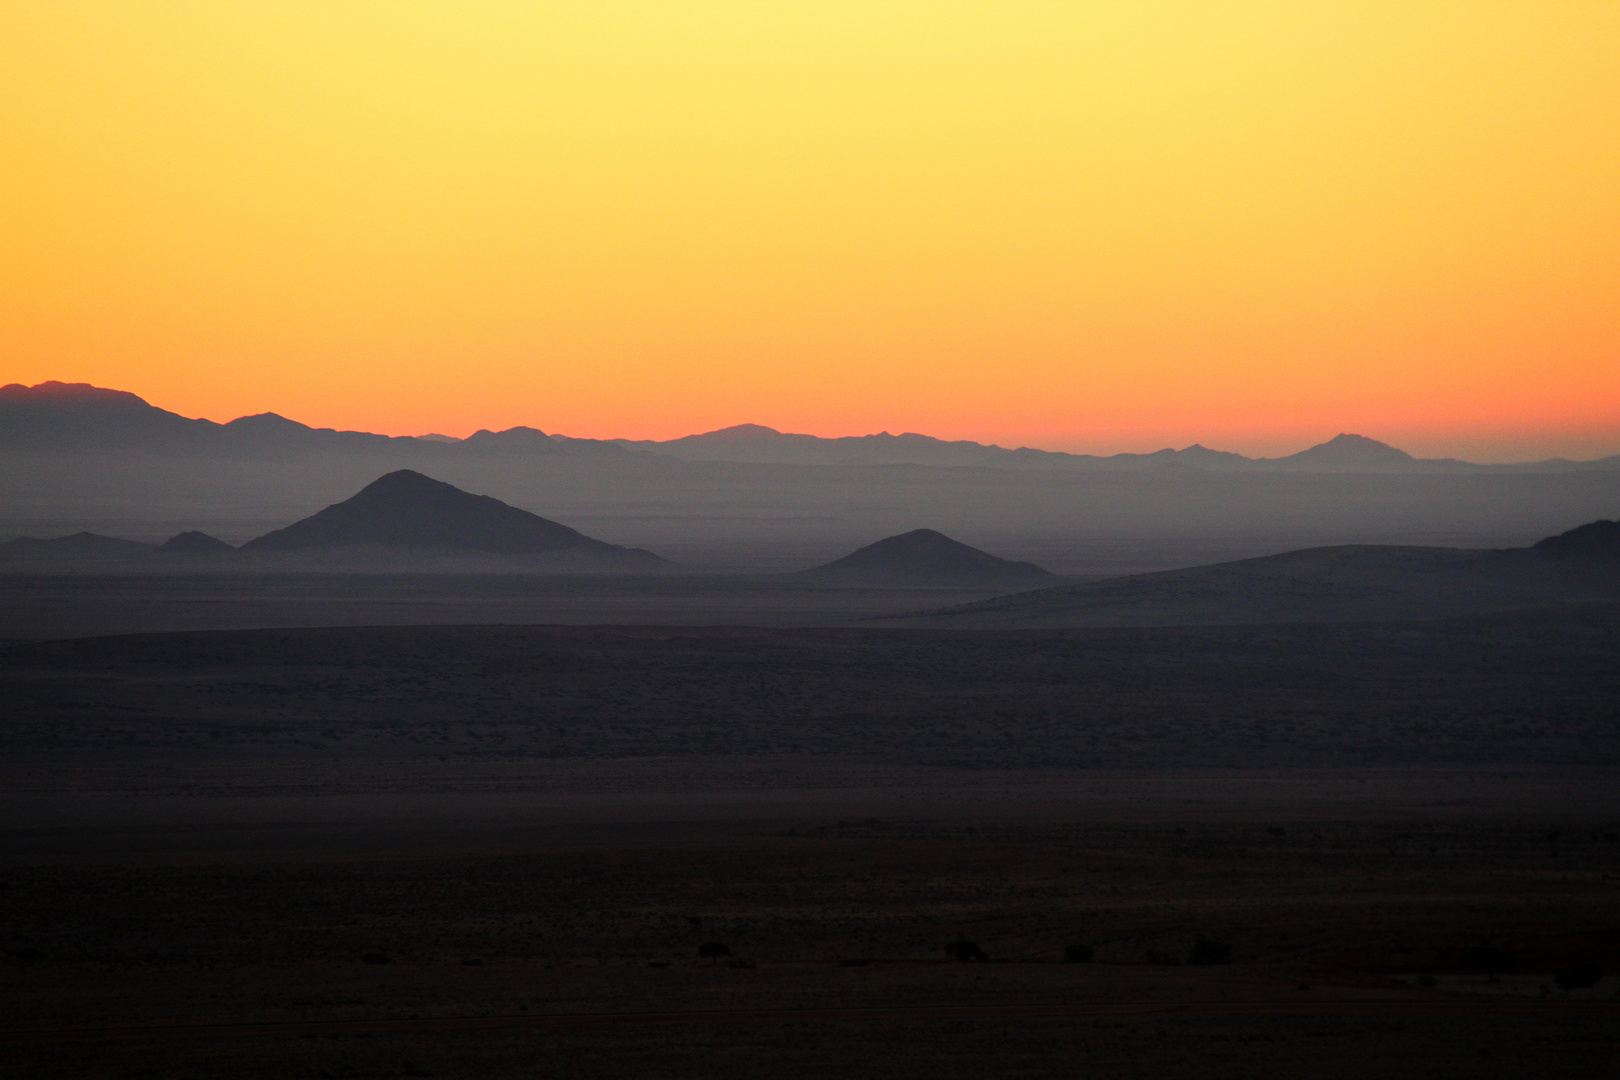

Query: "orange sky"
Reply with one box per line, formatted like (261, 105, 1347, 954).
(2, 2, 1617, 460)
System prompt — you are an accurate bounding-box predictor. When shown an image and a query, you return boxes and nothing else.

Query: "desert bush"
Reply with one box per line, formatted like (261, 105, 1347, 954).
(698, 941, 731, 964)
(360, 951, 391, 965)
(945, 939, 988, 962)
(1064, 943, 1094, 963)
(1187, 937, 1232, 965)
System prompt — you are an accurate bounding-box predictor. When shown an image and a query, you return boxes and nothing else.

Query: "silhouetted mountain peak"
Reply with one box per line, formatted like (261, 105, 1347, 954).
(223, 412, 309, 432)
(1281, 433, 1414, 467)
(0, 381, 153, 407)
(1533, 519, 1620, 561)
(461, 427, 561, 453)
(356, 469, 454, 498)
(678, 424, 794, 444)
(802, 528, 1054, 587)
(241, 470, 662, 563)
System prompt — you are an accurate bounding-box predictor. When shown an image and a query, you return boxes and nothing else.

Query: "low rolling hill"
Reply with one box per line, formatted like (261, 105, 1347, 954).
(796, 528, 1057, 588)
(888, 520, 1620, 627)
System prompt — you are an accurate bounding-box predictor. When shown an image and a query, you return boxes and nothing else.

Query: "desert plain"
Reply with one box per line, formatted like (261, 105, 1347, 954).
(3, 608, 1618, 1078)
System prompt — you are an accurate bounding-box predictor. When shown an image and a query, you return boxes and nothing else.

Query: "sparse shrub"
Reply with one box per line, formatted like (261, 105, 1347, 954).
(1554, 961, 1602, 991)
(698, 941, 730, 964)
(1417, 973, 1437, 988)
(361, 951, 391, 965)
(945, 939, 988, 962)
(1064, 944, 1094, 963)
(727, 958, 756, 969)
(1188, 937, 1232, 965)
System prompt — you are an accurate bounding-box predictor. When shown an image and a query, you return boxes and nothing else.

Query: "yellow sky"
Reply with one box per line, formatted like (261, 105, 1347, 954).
(2, 1, 1617, 458)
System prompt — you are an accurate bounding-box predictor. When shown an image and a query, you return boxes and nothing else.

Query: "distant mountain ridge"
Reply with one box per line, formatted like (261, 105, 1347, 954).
(4, 381, 1616, 473)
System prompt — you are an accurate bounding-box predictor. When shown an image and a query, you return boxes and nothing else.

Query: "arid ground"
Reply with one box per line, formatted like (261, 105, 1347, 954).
(3, 610, 1619, 1077)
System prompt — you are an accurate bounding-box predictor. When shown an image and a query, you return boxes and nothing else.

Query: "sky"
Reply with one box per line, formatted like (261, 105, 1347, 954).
(1, 2, 1617, 461)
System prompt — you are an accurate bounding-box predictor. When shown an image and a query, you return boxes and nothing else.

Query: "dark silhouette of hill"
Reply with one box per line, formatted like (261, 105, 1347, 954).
(0, 381, 212, 451)
(240, 470, 664, 565)
(159, 531, 235, 554)
(0, 381, 405, 454)
(0, 531, 153, 560)
(1264, 433, 1427, 471)
(886, 520, 1620, 627)
(0, 382, 622, 459)
(798, 529, 1056, 588)
(1534, 519, 1620, 561)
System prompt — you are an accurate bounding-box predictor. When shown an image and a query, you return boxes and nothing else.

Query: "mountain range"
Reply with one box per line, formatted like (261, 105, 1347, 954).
(5, 381, 1616, 473)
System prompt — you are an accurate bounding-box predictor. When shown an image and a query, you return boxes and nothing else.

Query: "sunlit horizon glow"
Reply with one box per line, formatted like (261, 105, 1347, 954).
(3, 2, 1618, 463)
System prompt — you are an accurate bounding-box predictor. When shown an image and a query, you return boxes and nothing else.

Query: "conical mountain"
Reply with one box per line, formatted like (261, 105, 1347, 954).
(241, 470, 663, 563)
(799, 529, 1055, 587)
(159, 530, 235, 554)
(1273, 433, 1414, 470)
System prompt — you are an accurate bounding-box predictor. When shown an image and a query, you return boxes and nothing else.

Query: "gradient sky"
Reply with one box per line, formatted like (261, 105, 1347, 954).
(2, 2, 1617, 459)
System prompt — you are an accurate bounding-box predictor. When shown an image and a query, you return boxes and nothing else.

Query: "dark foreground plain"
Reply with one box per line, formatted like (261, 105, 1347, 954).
(0, 573, 1021, 640)
(5, 606, 1619, 767)
(3, 610, 1619, 1077)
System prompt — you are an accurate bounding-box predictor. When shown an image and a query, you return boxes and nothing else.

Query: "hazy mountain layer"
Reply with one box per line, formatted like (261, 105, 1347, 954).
(4, 382, 1619, 573)
(0, 531, 154, 560)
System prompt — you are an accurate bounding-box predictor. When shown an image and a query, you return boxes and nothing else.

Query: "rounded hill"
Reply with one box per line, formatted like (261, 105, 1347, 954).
(241, 470, 663, 564)
(799, 529, 1055, 588)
